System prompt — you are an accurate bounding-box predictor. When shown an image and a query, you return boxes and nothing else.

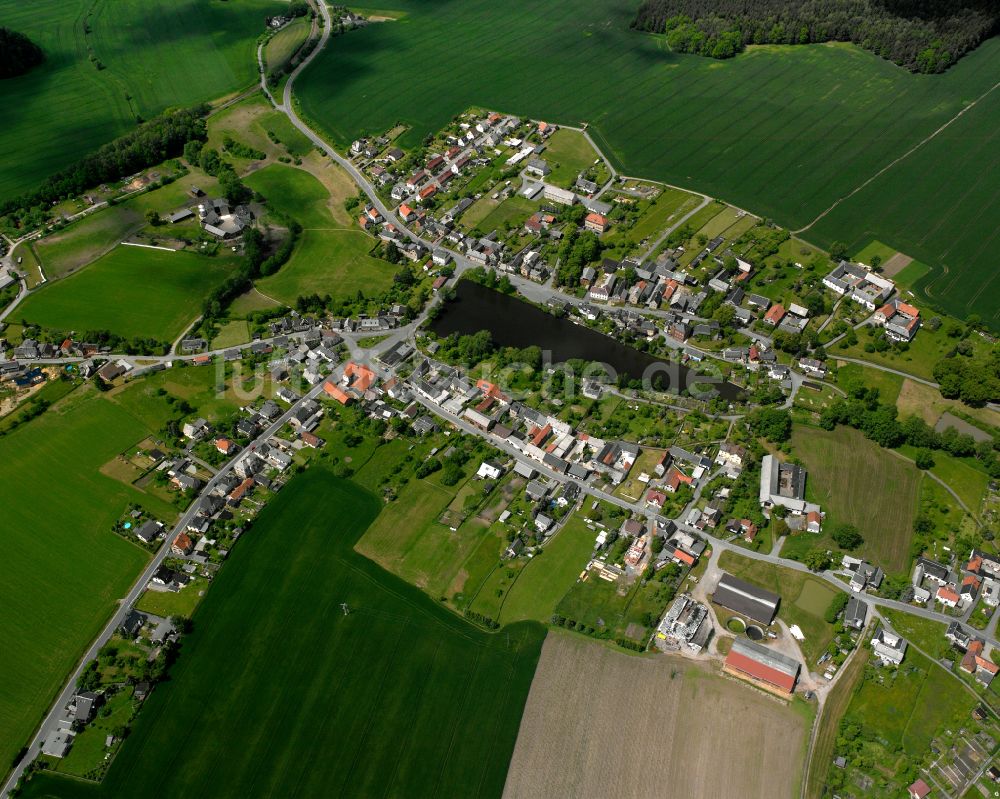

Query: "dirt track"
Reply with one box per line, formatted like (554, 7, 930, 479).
(503, 632, 806, 799)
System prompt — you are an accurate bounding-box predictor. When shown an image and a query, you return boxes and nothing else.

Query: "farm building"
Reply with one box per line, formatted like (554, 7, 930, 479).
(723, 637, 800, 696)
(759, 454, 821, 516)
(712, 573, 780, 625)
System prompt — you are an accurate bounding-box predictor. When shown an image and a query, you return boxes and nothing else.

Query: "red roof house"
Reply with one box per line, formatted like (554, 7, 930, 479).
(763, 304, 786, 326)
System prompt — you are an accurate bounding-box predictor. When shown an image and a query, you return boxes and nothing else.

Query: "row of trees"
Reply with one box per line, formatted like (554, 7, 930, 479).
(819, 384, 1000, 478)
(0, 105, 208, 222)
(632, 0, 999, 73)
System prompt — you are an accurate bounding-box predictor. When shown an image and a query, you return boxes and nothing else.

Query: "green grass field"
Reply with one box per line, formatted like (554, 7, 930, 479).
(255, 228, 398, 305)
(19, 469, 545, 799)
(244, 164, 399, 305)
(296, 0, 1000, 327)
(134, 579, 207, 618)
(845, 649, 976, 756)
(265, 17, 310, 72)
(245, 163, 340, 229)
(497, 511, 597, 625)
(541, 128, 599, 188)
(0, 387, 159, 774)
(18, 245, 238, 342)
(790, 424, 921, 573)
(0, 0, 284, 202)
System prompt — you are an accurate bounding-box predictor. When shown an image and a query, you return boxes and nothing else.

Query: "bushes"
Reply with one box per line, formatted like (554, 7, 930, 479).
(823, 592, 847, 625)
(463, 609, 499, 630)
(746, 407, 791, 443)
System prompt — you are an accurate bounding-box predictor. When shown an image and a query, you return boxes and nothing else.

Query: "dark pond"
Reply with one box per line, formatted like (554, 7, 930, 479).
(430, 280, 742, 402)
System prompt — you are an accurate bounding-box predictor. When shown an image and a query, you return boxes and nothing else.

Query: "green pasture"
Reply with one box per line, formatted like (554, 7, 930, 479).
(18, 245, 238, 342)
(789, 424, 920, 573)
(541, 128, 600, 188)
(265, 17, 310, 71)
(498, 511, 597, 625)
(254, 229, 397, 305)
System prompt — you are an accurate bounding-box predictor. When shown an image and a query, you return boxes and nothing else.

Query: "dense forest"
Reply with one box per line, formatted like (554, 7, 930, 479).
(632, 0, 1000, 72)
(0, 28, 44, 79)
(0, 105, 208, 220)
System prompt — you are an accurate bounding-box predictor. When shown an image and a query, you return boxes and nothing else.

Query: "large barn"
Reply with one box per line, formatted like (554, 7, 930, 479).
(724, 638, 800, 696)
(712, 573, 780, 625)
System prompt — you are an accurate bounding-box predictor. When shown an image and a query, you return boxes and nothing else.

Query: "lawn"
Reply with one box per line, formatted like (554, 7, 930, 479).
(134, 578, 208, 618)
(0, 0, 284, 201)
(622, 187, 701, 246)
(253, 228, 398, 305)
(296, 0, 1000, 327)
(244, 163, 342, 229)
(353, 472, 494, 600)
(469, 195, 538, 235)
(18, 245, 238, 343)
(210, 320, 251, 349)
(835, 361, 903, 405)
(541, 128, 600, 188)
(0, 388, 158, 774)
(19, 470, 546, 799)
(498, 511, 597, 626)
(790, 424, 921, 573)
(106, 364, 273, 428)
(717, 550, 841, 666)
(34, 208, 143, 281)
(897, 444, 990, 515)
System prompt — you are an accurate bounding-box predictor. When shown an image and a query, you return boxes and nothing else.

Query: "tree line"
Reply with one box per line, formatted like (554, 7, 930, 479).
(0, 105, 209, 223)
(631, 0, 999, 72)
(0, 28, 44, 79)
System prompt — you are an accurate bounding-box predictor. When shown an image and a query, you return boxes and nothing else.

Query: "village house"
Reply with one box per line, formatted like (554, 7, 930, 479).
(584, 212, 608, 234)
(871, 626, 907, 666)
(171, 533, 194, 556)
(822, 261, 894, 310)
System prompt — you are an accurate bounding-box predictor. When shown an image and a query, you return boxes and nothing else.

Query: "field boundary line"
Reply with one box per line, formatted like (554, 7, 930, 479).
(120, 241, 178, 252)
(796, 78, 1000, 233)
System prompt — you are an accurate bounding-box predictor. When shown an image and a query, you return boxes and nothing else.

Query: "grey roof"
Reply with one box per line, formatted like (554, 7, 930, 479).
(730, 637, 800, 678)
(844, 596, 867, 628)
(713, 573, 780, 625)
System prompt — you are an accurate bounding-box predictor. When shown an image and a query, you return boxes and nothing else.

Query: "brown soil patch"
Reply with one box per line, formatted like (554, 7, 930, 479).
(897, 378, 1000, 430)
(881, 252, 913, 278)
(503, 633, 806, 799)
